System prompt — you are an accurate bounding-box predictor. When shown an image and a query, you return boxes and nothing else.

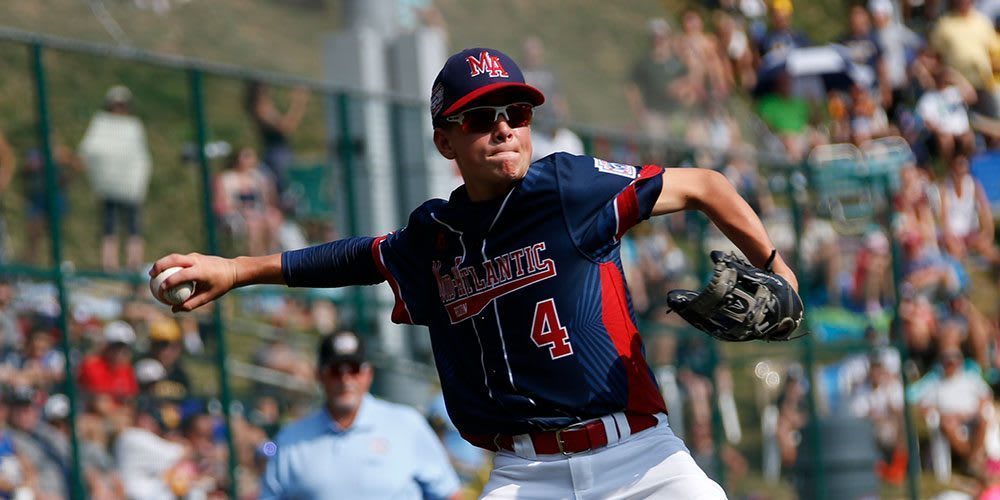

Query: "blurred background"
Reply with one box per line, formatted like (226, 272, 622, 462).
(0, 0, 998, 498)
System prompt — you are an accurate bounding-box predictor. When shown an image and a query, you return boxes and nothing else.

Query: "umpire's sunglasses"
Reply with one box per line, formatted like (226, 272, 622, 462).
(444, 102, 533, 134)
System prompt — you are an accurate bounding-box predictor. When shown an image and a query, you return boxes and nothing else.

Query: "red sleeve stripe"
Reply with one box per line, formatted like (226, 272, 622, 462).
(637, 164, 664, 180)
(371, 235, 415, 325)
(614, 184, 639, 241)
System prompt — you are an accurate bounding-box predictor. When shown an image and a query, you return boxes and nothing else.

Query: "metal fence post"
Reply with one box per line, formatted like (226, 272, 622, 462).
(788, 161, 825, 500)
(30, 41, 86, 500)
(880, 173, 920, 500)
(336, 93, 366, 329)
(188, 68, 238, 499)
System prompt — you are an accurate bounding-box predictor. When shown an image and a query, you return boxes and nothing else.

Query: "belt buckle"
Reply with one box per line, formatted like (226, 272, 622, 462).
(554, 421, 589, 456)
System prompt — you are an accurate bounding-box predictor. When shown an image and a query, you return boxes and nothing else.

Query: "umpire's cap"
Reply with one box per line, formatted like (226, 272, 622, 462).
(431, 47, 545, 123)
(318, 331, 366, 368)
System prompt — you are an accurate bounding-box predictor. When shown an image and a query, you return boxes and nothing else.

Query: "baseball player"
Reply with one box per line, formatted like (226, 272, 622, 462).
(152, 47, 798, 499)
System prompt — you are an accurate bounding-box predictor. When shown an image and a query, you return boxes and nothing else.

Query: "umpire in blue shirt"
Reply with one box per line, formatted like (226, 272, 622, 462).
(260, 331, 461, 500)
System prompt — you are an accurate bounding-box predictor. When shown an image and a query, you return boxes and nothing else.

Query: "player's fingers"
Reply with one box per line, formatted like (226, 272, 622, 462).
(161, 266, 200, 291)
(150, 253, 199, 277)
(173, 287, 220, 313)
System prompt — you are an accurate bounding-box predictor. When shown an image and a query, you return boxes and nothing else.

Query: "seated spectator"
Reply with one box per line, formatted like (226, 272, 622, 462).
(850, 230, 894, 315)
(869, 0, 925, 120)
(849, 84, 894, 144)
(916, 64, 977, 163)
(848, 351, 907, 484)
(213, 147, 284, 256)
(7, 388, 68, 500)
(78, 321, 139, 404)
(76, 411, 124, 500)
(776, 366, 809, 468)
(115, 398, 189, 500)
(798, 208, 841, 306)
(136, 318, 191, 403)
(181, 412, 227, 496)
(918, 347, 993, 471)
(939, 153, 1000, 263)
(243, 82, 309, 204)
(842, 6, 892, 109)
(2, 328, 65, 393)
(0, 393, 37, 500)
(756, 71, 814, 161)
(720, 147, 774, 216)
(676, 10, 730, 100)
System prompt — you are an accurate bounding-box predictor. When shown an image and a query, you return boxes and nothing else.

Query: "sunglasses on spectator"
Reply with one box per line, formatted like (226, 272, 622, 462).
(323, 361, 364, 375)
(445, 102, 533, 134)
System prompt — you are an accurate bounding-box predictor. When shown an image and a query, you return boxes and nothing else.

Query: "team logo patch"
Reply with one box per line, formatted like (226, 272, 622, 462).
(466, 51, 510, 78)
(594, 158, 637, 179)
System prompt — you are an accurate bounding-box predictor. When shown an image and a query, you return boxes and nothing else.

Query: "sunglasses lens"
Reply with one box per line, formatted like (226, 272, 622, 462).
(326, 361, 362, 375)
(505, 104, 533, 128)
(460, 108, 501, 134)
(458, 104, 534, 133)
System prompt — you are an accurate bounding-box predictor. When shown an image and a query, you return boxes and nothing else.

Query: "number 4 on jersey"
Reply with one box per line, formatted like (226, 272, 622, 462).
(531, 299, 573, 359)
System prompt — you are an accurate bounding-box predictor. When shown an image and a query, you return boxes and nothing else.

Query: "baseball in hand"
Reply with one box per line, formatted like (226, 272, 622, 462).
(150, 267, 196, 306)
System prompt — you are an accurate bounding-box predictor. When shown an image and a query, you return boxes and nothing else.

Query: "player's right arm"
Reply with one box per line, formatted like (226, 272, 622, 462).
(653, 167, 797, 291)
(151, 236, 384, 313)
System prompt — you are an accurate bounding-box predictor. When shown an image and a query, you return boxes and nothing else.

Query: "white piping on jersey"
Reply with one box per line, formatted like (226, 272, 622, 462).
(432, 212, 492, 397)
(487, 187, 517, 233)
(612, 197, 621, 244)
(469, 318, 494, 399)
(430, 213, 467, 265)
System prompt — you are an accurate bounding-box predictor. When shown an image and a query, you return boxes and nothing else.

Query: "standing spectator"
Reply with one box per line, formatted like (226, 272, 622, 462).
(77, 412, 124, 500)
(939, 153, 1000, 262)
(260, 331, 460, 500)
(676, 10, 731, 99)
(714, 10, 757, 91)
(77, 320, 139, 402)
(930, 0, 1000, 119)
(1, 328, 65, 393)
(756, 71, 813, 160)
(917, 63, 977, 163)
(243, 81, 309, 207)
(754, 0, 810, 67)
(869, 0, 925, 120)
(625, 18, 699, 157)
(79, 85, 153, 271)
(841, 5, 892, 111)
(21, 140, 83, 265)
(520, 37, 584, 161)
(213, 147, 284, 256)
(0, 131, 15, 265)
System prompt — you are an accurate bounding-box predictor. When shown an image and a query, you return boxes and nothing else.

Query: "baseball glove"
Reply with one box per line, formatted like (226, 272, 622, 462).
(666, 250, 805, 342)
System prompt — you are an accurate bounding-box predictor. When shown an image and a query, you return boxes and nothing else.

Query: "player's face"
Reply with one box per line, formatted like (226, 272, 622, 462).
(434, 92, 534, 201)
(318, 361, 373, 416)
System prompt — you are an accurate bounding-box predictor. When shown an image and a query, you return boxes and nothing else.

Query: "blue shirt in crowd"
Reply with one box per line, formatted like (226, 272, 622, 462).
(259, 394, 460, 500)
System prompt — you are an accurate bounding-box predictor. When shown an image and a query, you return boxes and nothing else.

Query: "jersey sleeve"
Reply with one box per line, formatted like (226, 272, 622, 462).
(554, 153, 664, 260)
(371, 205, 437, 326)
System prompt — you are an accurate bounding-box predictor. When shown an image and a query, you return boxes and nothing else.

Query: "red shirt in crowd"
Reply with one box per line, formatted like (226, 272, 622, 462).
(78, 354, 138, 399)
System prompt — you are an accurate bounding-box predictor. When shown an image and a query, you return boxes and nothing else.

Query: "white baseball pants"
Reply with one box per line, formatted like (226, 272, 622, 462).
(479, 414, 727, 499)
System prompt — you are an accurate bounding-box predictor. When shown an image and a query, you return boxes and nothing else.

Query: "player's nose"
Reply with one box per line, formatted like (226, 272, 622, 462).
(492, 117, 514, 140)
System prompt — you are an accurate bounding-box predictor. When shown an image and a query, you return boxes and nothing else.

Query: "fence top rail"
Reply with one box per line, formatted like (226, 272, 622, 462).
(0, 26, 426, 106)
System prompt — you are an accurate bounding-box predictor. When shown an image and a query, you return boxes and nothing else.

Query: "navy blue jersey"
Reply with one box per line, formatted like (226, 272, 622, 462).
(372, 153, 667, 437)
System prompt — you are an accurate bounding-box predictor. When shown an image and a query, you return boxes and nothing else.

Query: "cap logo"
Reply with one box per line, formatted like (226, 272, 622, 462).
(431, 82, 444, 117)
(466, 51, 509, 78)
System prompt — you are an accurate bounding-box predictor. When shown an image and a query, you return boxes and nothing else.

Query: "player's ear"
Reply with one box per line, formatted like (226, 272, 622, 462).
(433, 128, 457, 160)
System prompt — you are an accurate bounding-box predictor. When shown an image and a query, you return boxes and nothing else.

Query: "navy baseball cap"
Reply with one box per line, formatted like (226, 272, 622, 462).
(318, 330, 366, 367)
(431, 47, 545, 122)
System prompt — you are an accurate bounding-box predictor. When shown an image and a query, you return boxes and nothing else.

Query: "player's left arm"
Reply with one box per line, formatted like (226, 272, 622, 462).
(652, 168, 798, 291)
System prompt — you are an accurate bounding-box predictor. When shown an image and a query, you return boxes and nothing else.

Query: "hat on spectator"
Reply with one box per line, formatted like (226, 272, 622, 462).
(868, 0, 893, 16)
(105, 85, 133, 104)
(149, 318, 182, 343)
(104, 320, 136, 345)
(318, 331, 366, 368)
(771, 0, 794, 15)
(44, 394, 70, 422)
(6, 387, 35, 406)
(431, 48, 545, 123)
(647, 18, 672, 36)
(135, 358, 168, 385)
